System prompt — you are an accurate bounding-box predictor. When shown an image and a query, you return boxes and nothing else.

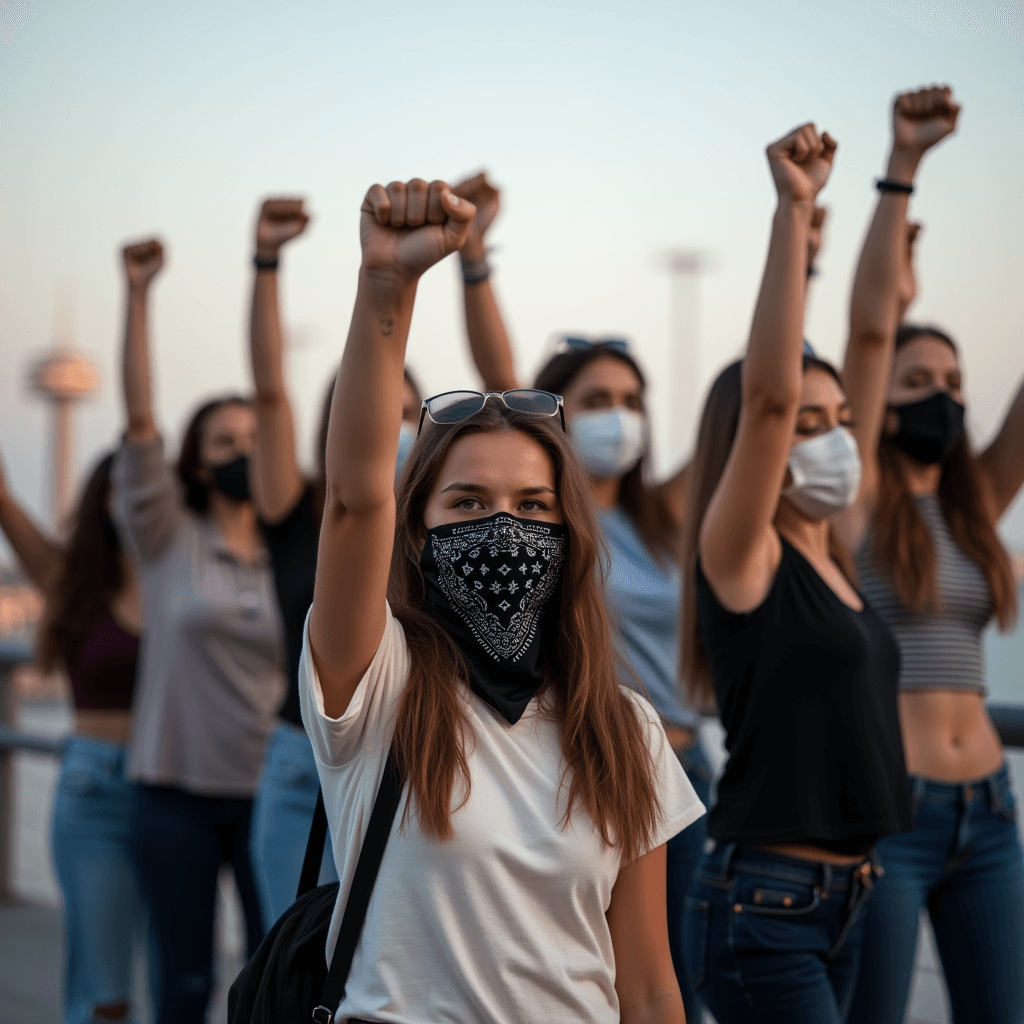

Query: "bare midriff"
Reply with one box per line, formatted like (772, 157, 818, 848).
(759, 844, 867, 866)
(74, 709, 132, 746)
(899, 689, 1003, 783)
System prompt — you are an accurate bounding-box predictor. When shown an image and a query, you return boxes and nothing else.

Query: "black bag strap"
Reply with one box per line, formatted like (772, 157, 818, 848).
(310, 742, 404, 1024)
(297, 786, 329, 898)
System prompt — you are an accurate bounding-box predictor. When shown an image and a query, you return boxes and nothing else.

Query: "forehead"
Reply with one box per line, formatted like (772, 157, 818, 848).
(564, 354, 643, 396)
(203, 403, 254, 438)
(800, 366, 847, 407)
(433, 429, 556, 489)
(892, 336, 960, 376)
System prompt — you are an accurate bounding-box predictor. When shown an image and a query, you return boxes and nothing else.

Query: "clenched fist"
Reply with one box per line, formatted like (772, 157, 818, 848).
(892, 86, 960, 159)
(123, 239, 165, 291)
(452, 172, 501, 261)
(766, 124, 838, 206)
(360, 179, 475, 286)
(255, 198, 310, 258)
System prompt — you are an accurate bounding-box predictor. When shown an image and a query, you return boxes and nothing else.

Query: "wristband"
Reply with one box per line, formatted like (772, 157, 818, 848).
(875, 178, 914, 195)
(253, 253, 280, 271)
(460, 255, 491, 286)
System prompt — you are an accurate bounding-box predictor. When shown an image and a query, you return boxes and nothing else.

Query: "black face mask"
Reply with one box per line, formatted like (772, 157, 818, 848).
(420, 512, 567, 725)
(210, 455, 252, 502)
(889, 391, 965, 465)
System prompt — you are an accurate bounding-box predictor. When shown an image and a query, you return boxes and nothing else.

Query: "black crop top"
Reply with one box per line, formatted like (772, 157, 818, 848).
(68, 611, 140, 711)
(696, 540, 913, 853)
(261, 485, 320, 729)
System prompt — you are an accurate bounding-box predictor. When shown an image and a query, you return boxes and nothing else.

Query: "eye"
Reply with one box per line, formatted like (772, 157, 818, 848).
(581, 393, 612, 410)
(453, 497, 484, 510)
(519, 499, 549, 513)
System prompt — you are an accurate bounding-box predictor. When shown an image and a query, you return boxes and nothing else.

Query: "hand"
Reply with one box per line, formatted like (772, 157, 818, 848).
(360, 179, 475, 286)
(892, 86, 960, 160)
(255, 198, 310, 258)
(766, 123, 838, 207)
(452, 172, 501, 259)
(122, 239, 164, 291)
(807, 205, 827, 274)
(896, 221, 922, 320)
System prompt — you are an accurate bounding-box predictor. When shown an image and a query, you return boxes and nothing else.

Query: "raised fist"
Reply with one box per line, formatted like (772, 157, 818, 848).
(766, 123, 838, 206)
(360, 179, 475, 285)
(892, 86, 960, 157)
(807, 205, 827, 274)
(122, 239, 165, 290)
(255, 198, 310, 257)
(897, 221, 922, 320)
(452, 172, 501, 258)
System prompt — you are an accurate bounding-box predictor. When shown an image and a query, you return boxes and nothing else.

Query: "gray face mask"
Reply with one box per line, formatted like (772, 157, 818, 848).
(570, 408, 647, 479)
(782, 426, 862, 520)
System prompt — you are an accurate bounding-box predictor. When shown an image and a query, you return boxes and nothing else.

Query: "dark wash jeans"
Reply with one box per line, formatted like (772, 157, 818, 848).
(668, 739, 713, 1024)
(131, 783, 265, 1024)
(684, 842, 879, 1024)
(849, 763, 1024, 1024)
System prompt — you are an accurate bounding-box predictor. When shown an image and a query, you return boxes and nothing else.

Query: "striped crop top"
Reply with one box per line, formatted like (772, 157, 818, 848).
(857, 494, 993, 694)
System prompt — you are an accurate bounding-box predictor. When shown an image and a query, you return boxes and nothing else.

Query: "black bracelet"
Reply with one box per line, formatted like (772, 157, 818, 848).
(253, 253, 280, 271)
(460, 255, 491, 287)
(876, 178, 914, 195)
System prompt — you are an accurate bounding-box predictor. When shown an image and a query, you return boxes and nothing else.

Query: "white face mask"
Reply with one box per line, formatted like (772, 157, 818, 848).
(782, 426, 862, 520)
(395, 421, 417, 481)
(570, 408, 647, 479)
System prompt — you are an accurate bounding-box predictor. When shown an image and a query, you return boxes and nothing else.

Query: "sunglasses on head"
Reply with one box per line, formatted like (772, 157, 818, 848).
(418, 389, 566, 437)
(556, 335, 631, 355)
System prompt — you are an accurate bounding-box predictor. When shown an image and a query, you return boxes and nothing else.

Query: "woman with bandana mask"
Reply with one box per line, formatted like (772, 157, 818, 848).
(453, 170, 712, 1022)
(111, 239, 285, 1024)
(679, 122, 913, 1024)
(301, 177, 705, 1024)
(834, 86, 1024, 1024)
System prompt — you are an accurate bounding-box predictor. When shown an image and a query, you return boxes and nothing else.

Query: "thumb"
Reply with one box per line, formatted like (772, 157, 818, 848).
(440, 190, 476, 252)
(820, 131, 838, 165)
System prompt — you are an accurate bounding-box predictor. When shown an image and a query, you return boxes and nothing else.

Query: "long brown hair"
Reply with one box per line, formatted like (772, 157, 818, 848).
(38, 453, 125, 672)
(534, 347, 677, 560)
(871, 325, 1017, 629)
(681, 357, 855, 707)
(387, 402, 661, 862)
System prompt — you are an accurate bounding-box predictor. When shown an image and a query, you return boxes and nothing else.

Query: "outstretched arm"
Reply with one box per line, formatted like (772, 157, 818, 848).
(121, 240, 164, 442)
(0, 447, 62, 592)
(699, 123, 837, 614)
(248, 198, 311, 523)
(310, 180, 475, 718)
(841, 86, 960, 533)
(978, 373, 1024, 520)
(452, 172, 520, 392)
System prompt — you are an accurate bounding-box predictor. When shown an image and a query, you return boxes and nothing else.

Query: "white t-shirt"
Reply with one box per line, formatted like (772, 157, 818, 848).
(299, 602, 705, 1024)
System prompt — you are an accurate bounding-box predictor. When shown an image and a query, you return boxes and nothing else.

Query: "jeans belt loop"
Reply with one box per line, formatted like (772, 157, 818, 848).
(821, 862, 833, 896)
(719, 841, 738, 881)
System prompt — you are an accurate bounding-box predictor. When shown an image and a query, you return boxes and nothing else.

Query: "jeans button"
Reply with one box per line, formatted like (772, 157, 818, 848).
(733, 904, 742, 913)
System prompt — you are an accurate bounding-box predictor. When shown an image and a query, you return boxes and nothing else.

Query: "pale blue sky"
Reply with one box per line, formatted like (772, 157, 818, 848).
(2, 0, 1023, 561)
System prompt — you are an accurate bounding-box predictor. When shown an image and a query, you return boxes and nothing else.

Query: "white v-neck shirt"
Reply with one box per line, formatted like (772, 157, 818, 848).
(299, 602, 705, 1024)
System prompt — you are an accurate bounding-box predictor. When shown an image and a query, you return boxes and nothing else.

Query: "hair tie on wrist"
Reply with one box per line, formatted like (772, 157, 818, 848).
(876, 178, 914, 195)
(460, 255, 491, 287)
(253, 253, 279, 271)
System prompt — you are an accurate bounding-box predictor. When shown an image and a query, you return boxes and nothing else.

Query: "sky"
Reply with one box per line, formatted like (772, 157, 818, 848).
(1, 0, 1023, 563)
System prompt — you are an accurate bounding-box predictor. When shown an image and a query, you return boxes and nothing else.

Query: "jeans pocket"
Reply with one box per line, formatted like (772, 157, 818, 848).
(683, 896, 710, 989)
(993, 771, 1019, 822)
(733, 877, 820, 917)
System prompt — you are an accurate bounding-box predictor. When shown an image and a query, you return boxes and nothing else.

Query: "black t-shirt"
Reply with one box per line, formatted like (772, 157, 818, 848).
(697, 539, 913, 853)
(261, 485, 320, 728)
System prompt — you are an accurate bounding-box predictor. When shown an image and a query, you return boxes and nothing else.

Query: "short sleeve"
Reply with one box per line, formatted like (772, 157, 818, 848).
(298, 601, 411, 768)
(112, 437, 183, 565)
(623, 688, 707, 856)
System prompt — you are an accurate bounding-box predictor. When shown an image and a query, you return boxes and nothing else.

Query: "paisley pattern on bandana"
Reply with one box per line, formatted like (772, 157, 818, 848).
(429, 514, 566, 663)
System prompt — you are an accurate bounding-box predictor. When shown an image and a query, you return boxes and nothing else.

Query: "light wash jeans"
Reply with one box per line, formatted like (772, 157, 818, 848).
(51, 735, 143, 1024)
(250, 722, 338, 926)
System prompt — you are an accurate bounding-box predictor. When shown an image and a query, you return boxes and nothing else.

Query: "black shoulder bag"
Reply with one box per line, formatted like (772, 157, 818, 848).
(228, 744, 403, 1024)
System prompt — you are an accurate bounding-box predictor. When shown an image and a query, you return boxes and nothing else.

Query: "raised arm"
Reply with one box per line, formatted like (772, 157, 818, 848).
(452, 172, 520, 392)
(699, 124, 836, 613)
(248, 198, 311, 523)
(978, 372, 1024, 520)
(842, 87, 959, 518)
(0, 446, 62, 592)
(121, 240, 164, 442)
(310, 180, 474, 717)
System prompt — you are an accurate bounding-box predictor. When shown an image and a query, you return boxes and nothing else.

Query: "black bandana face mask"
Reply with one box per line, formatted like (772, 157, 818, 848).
(420, 512, 567, 724)
(210, 455, 252, 503)
(889, 390, 965, 465)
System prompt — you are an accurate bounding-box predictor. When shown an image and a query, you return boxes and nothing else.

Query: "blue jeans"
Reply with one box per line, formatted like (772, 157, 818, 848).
(250, 722, 339, 926)
(51, 736, 143, 1024)
(131, 783, 264, 1024)
(668, 738, 712, 1024)
(849, 763, 1024, 1024)
(684, 842, 879, 1023)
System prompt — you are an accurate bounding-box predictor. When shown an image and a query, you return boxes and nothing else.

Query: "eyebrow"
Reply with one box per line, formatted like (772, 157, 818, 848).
(439, 481, 557, 496)
(797, 402, 851, 414)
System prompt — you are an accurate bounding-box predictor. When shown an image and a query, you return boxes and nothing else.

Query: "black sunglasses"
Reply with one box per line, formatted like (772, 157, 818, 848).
(557, 335, 631, 355)
(417, 389, 566, 436)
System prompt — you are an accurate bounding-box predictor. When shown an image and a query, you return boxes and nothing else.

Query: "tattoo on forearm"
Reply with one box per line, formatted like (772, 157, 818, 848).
(380, 317, 395, 338)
